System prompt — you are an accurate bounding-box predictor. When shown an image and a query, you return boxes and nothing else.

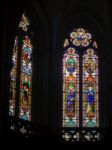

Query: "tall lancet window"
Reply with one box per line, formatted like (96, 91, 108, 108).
(63, 47, 79, 127)
(9, 13, 33, 121)
(82, 49, 99, 127)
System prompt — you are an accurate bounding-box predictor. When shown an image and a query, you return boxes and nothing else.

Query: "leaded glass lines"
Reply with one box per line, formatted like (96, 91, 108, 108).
(62, 28, 99, 129)
(9, 37, 18, 116)
(63, 47, 79, 127)
(19, 36, 33, 121)
(9, 14, 33, 121)
(82, 49, 99, 127)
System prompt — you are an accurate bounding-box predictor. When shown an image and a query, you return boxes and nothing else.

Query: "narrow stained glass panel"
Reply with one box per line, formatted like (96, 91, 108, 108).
(82, 49, 99, 127)
(19, 36, 33, 121)
(63, 47, 79, 127)
(9, 37, 18, 115)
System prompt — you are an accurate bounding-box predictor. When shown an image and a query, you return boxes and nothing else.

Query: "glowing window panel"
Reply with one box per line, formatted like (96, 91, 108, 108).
(9, 36, 18, 115)
(63, 47, 79, 127)
(19, 14, 29, 32)
(19, 36, 33, 121)
(70, 28, 91, 47)
(62, 28, 99, 142)
(82, 49, 99, 127)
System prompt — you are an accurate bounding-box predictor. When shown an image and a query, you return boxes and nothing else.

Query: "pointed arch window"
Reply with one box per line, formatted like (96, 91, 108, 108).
(82, 48, 99, 127)
(62, 28, 99, 140)
(9, 13, 33, 121)
(63, 47, 79, 127)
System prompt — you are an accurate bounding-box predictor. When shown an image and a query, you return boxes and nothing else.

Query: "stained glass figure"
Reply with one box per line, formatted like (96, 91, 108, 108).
(83, 49, 99, 127)
(63, 47, 79, 127)
(19, 36, 33, 121)
(62, 28, 99, 142)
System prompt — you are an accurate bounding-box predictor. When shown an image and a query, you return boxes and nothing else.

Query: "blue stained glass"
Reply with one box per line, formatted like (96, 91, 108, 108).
(87, 90, 94, 104)
(67, 93, 75, 101)
(67, 67, 75, 73)
(22, 63, 32, 75)
(76, 35, 82, 41)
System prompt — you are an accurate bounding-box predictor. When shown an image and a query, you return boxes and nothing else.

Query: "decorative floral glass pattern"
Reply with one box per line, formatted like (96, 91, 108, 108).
(70, 28, 91, 47)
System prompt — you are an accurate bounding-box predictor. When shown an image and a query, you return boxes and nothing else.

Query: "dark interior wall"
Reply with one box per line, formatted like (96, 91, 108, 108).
(0, 0, 112, 138)
(109, 0, 112, 129)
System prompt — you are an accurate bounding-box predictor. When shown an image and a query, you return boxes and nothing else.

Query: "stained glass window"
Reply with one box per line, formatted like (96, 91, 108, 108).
(63, 47, 79, 127)
(63, 28, 99, 129)
(19, 36, 33, 121)
(9, 13, 33, 121)
(9, 37, 18, 116)
(19, 14, 29, 32)
(70, 28, 91, 47)
(83, 49, 99, 127)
